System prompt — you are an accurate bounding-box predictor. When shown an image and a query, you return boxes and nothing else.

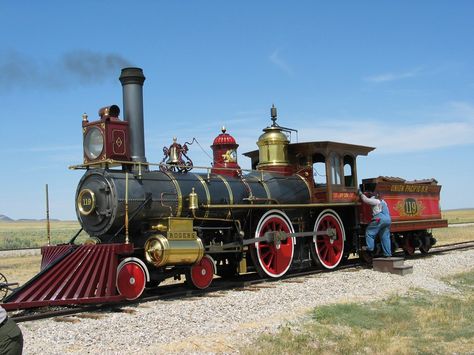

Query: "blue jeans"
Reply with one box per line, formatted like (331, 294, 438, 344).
(365, 214, 392, 257)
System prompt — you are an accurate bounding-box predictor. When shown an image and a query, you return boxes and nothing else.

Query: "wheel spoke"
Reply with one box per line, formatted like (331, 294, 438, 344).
(265, 253, 275, 269)
(260, 248, 272, 259)
(327, 246, 335, 263)
(317, 241, 327, 252)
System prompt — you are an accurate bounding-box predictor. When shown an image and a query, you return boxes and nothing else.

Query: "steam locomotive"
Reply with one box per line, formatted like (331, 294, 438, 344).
(2, 67, 447, 310)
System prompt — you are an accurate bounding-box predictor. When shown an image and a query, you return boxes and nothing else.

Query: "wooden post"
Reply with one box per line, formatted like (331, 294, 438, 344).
(46, 184, 51, 246)
(125, 173, 130, 244)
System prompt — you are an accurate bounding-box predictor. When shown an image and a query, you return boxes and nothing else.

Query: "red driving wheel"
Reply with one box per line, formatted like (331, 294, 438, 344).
(252, 211, 294, 278)
(187, 255, 215, 289)
(312, 210, 345, 269)
(116, 260, 147, 300)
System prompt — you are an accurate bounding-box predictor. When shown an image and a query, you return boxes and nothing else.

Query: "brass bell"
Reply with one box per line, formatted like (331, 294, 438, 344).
(166, 137, 180, 164)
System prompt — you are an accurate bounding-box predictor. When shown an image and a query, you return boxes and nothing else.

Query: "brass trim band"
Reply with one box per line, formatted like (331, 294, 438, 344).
(216, 174, 234, 205)
(202, 202, 358, 209)
(259, 173, 272, 201)
(194, 173, 210, 218)
(216, 174, 233, 219)
(296, 174, 313, 200)
(162, 171, 182, 217)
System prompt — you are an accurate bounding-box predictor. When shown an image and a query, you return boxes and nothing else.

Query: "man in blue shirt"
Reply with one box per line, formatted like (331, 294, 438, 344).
(359, 190, 392, 258)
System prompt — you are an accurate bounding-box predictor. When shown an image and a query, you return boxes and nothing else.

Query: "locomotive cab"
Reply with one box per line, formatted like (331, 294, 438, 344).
(287, 141, 374, 203)
(245, 138, 374, 204)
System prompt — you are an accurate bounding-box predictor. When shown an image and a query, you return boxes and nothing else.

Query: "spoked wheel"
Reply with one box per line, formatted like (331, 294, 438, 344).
(311, 209, 345, 269)
(0, 272, 8, 301)
(401, 236, 416, 256)
(419, 232, 434, 254)
(419, 244, 431, 254)
(251, 210, 295, 278)
(116, 259, 147, 300)
(186, 255, 215, 289)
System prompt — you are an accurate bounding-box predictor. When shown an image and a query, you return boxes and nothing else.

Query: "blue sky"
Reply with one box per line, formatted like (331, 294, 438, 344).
(1, 1, 473, 220)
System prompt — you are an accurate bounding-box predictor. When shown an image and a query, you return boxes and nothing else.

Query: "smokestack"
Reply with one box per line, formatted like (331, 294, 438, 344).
(119, 67, 146, 163)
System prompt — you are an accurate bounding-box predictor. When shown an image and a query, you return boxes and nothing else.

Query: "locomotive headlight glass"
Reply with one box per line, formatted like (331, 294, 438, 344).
(84, 127, 104, 160)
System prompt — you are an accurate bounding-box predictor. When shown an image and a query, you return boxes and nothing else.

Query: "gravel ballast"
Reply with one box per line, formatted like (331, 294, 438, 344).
(18, 249, 474, 354)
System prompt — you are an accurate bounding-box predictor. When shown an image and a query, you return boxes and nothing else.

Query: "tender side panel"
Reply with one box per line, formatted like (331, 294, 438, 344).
(361, 178, 447, 231)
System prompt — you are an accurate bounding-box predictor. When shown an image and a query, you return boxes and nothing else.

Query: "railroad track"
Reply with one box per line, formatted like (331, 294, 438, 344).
(9, 240, 474, 323)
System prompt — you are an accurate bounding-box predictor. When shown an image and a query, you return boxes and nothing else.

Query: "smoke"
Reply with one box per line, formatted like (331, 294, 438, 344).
(62, 51, 132, 84)
(0, 50, 133, 90)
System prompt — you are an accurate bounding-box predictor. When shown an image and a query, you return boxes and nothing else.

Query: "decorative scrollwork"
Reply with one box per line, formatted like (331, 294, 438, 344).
(160, 138, 193, 173)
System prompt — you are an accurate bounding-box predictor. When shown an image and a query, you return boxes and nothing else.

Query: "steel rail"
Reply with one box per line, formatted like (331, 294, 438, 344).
(8, 240, 474, 323)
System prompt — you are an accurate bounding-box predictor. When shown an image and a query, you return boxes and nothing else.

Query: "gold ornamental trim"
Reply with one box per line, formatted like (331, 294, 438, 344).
(296, 174, 312, 200)
(395, 199, 426, 217)
(162, 171, 182, 217)
(216, 175, 234, 205)
(193, 173, 210, 218)
(77, 189, 96, 216)
(259, 174, 272, 202)
(216, 174, 234, 219)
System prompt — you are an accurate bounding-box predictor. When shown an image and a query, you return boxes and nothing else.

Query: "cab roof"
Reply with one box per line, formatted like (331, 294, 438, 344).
(243, 140, 375, 160)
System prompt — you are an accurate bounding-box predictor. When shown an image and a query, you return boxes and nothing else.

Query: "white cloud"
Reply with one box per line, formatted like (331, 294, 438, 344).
(269, 49, 294, 77)
(295, 102, 474, 154)
(221, 102, 474, 156)
(365, 67, 422, 83)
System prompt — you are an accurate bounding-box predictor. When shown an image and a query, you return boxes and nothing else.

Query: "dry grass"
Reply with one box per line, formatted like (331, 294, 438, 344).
(442, 209, 474, 224)
(0, 220, 87, 249)
(432, 225, 474, 245)
(242, 271, 474, 354)
(0, 255, 42, 286)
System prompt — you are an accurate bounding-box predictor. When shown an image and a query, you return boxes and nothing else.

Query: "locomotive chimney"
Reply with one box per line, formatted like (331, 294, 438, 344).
(119, 67, 147, 164)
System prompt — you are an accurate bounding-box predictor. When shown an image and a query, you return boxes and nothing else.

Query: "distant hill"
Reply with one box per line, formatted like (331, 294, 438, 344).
(0, 215, 61, 222)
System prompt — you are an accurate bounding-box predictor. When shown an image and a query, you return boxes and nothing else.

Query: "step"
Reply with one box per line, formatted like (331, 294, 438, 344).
(373, 257, 405, 270)
(393, 265, 414, 276)
(372, 257, 412, 275)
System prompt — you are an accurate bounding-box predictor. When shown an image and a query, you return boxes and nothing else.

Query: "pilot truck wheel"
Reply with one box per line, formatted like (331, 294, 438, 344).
(186, 255, 216, 289)
(116, 258, 148, 300)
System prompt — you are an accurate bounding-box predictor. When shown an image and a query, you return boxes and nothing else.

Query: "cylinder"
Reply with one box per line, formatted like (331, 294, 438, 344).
(144, 234, 204, 267)
(119, 67, 147, 163)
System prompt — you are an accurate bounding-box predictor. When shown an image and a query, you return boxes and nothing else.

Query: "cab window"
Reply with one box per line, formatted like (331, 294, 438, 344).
(330, 153, 342, 185)
(312, 153, 326, 186)
(343, 155, 355, 187)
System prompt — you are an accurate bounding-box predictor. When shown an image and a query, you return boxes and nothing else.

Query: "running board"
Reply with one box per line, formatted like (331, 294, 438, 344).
(2, 243, 133, 311)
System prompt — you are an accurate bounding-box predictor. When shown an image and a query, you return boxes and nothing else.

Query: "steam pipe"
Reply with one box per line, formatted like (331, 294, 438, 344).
(119, 67, 147, 163)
